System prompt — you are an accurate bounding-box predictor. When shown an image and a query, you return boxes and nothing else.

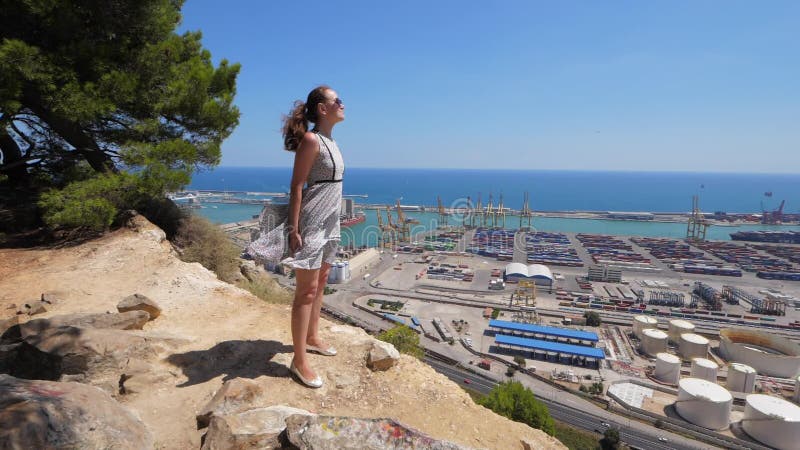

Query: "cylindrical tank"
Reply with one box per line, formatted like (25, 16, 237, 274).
(633, 315, 658, 338)
(654, 352, 681, 385)
(679, 333, 710, 360)
(640, 328, 668, 356)
(793, 375, 800, 404)
(342, 261, 350, 280)
(690, 358, 719, 382)
(335, 262, 346, 283)
(675, 378, 732, 430)
(669, 319, 695, 343)
(327, 264, 340, 284)
(742, 394, 800, 450)
(727, 363, 757, 394)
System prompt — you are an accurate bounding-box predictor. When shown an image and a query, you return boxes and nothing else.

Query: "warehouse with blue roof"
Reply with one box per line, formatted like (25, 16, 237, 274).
(494, 334, 605, 368)
(488, 319, 599, 346)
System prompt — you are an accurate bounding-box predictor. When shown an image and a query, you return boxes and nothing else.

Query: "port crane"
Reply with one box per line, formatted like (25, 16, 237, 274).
(376, 209, 395, 248)
(761, 198, 785, 224)
(394, 200, 411, 242)
(686, 195, 710, 241)
(437, 196, 449, 228)
(472, 193, 485, 228)
(486, 193, 495, 228)
(519, 191, 533, 230)
(496, 194, 507, 228)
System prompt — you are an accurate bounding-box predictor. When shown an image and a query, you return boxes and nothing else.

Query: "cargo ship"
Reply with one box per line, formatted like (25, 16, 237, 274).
(340, 212, 366, 227)
(730, 231, 800, 244)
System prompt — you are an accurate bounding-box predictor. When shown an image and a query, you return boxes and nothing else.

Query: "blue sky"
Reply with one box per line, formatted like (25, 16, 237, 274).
(180, 1, 799, 172)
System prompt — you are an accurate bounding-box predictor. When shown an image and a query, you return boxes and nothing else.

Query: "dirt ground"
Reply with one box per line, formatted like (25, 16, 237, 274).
(0, 218, 564, 450)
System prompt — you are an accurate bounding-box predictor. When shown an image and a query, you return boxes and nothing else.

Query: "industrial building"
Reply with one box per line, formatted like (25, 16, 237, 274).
(587, 265, 623, 283)
(494, 334, 604, 368)
(488, 320, 599, 346)
(503, 263, 554, 289)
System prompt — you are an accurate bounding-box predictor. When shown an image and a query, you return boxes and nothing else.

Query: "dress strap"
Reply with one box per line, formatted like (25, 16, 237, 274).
(313, 131, 342, 184)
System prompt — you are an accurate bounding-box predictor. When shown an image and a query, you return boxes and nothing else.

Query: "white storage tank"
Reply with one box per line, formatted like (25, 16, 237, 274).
(640, 328, 668, 356)
(654, 352, 681, 385)
(335, 262, 346, 283)
(327, 263, 341, 284)
(679, 333, 710, 360)
(668, 319, 695, 343)
(742, 394, 800, 450)
(690, 358, 719, 382)
(727, 363, 757, 394)
(675, 378, 732, 430)
(342, 261, 350, 281)
(633, 315, 658, 338)
(794, 375, 800, 404)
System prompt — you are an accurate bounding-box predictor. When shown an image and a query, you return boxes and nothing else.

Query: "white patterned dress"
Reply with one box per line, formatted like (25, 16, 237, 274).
(247, 132, 343, 270)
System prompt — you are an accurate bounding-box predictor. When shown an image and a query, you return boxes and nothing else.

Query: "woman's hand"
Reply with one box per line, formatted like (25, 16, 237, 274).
(289, 231, 303, 254)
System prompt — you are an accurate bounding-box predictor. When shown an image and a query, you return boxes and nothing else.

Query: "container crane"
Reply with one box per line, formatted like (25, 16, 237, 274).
(437, 196, 449, 228)
(519, 191, 533, 231)
(686, 195, 710, 241)
(394, 200, 411, 242)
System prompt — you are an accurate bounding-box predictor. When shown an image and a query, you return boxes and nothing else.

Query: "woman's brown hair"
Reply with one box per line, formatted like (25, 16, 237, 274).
(282, 85, 331, 152)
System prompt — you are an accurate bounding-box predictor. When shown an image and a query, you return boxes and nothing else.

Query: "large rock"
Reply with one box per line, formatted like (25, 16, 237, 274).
(0, 374, 153, 449)
(1, 312, 150, 344)
(367, 340, 400, 371)
(197, 377, 265, 429)
(283, 415, 475, 450)
(201, 405, 313, 450)
(117, 293, 162, 320)
(0, 323, 161, 383)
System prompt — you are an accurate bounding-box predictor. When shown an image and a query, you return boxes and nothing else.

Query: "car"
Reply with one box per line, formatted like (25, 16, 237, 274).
(463, 378, 471, 384)
(657, 437, 668, 442)
(600, 422, 610, 428)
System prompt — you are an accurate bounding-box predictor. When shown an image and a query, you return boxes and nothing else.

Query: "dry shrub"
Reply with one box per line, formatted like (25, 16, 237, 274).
(236, 272, 293, 305)
(174, 214, 240, 282)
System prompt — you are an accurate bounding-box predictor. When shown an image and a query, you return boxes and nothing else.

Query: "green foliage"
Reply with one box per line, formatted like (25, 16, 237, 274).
(584, 311, 602, 327)
(491, 308, 500, 319)
(174, 214, 240, 282)
(1, 0, 240, 229)
(554, 421, 602, 450)
(377, 325, 424, 359)
(506, 367, 516, 377)
(38, 173, 135, 230)
(514, 356, 526, 367)
(323, 286, 337, 295)
(600, 428, 620, 450)
(478, 381, 556, 436)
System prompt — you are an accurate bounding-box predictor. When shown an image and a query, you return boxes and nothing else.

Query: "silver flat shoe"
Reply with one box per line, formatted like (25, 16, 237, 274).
(290, 360, 323, 388)
(306, 344, 337, 356)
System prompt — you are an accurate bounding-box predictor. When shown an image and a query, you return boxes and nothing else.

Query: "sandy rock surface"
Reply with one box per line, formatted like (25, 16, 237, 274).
(0, 219, 564, 450)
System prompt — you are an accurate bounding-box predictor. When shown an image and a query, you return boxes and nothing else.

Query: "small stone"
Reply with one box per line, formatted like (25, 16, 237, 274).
(367, 340, 400, 371)
(196, 378, 265, 429)
(117, 294, 162, 320)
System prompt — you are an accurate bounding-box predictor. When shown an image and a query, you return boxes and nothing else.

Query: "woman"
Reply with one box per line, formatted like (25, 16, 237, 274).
(281, 85, 345, 388)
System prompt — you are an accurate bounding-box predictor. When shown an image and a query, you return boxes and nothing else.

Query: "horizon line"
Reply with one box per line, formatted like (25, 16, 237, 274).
(212, 166, 800, 175)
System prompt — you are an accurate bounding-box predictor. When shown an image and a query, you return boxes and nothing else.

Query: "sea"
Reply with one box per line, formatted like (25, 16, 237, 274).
(188, 167, 800, 247)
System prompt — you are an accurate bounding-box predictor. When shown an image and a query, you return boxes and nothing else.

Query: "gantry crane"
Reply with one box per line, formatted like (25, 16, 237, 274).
(486, 193, 495, 228)
(394, 200, 411, 242)
(761, 199, 785, 224)
(472, 193, 484, 228)
(437, 196, 449, 228)
(509, 280, 537, 321)
(376, 209, 395, 248)
(497, 193, 506, 229)
(519, 191, 533, 230)
(686, 195, 710, 241)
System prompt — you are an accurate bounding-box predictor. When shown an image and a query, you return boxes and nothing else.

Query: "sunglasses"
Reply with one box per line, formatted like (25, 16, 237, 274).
(329, 98, 343, 107)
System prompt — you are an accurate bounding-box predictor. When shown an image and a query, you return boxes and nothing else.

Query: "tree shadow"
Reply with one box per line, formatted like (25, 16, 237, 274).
(165, 339, 294, 387)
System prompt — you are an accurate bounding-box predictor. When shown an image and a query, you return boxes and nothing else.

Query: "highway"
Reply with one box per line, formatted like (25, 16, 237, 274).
(424, 357, 712, 450)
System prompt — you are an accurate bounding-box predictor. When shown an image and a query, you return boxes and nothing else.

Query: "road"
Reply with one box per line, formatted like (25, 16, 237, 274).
(424, 357, 712, 450)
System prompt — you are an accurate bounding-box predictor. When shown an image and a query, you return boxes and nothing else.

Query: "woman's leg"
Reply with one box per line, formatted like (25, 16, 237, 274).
(291, 268, 319, 379)
(307, 261, 332, 348)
